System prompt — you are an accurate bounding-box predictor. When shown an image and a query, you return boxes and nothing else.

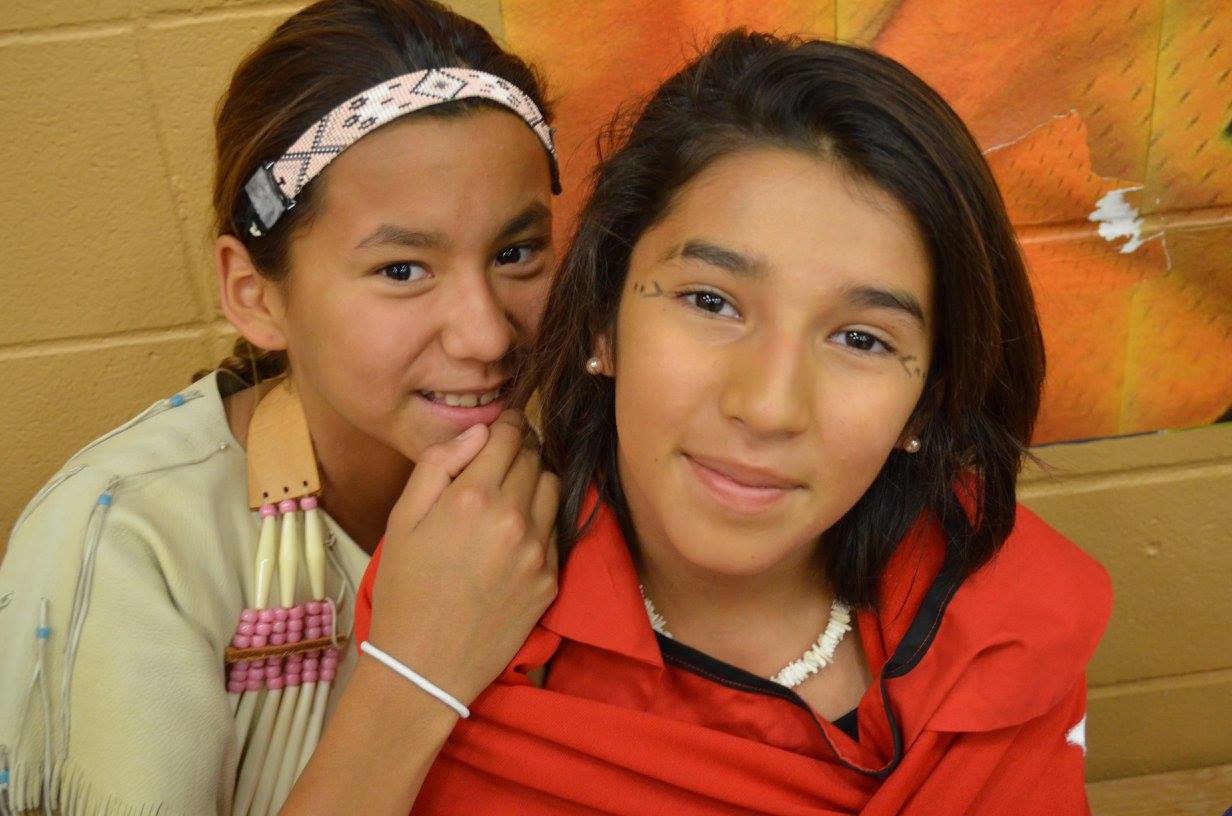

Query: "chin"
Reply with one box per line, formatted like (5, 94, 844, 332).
(665, 518, 802, 578)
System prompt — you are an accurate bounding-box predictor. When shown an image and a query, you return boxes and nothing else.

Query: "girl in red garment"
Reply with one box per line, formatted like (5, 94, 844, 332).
(355, 31, 1111, 815)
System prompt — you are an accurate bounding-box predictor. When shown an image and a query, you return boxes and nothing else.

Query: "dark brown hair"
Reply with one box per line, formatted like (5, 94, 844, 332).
(529, 31, 1045, 608)
(208, 0, 551, 385)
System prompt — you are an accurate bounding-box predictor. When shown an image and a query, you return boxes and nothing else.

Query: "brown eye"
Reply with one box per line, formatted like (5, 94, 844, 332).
(378, 261, 427, 282)
(495, 243, 540, 266)
(846, 331, 876, 350)
(683, 290, 738, 317)
(829, 329, 894, 355)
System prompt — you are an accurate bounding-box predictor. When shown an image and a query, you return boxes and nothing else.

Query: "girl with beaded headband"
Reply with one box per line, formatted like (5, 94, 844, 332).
(351, 30, 1112, 814)
(0, 2, 563, 814)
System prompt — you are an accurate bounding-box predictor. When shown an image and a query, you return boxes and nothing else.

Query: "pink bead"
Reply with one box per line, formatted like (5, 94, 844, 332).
(325, 648, 339, 659)
(237, 623, 255, 636)
(286, 652, 304, 665)
(300, 496, 319, 510)
(278, 499, 297, 514)
(286, 619, 304, 633)
(255, 623, 272, 637)
(305, 615, 322, 628)
(289, 605, 306, 621)
(231, 635, 252, 649)
(227, 680, 246, 693)
(306, 601, 324, 615)
(240, 608, 259, 623)
(250, 635, 267, 648)
(264, 664, 282, 679)
(273, 607, 289, 622)
(267, 676, 285, 690)
(245, 677, 262, 692)
(270, 633, 286, 646)
(228, 665, 248, 681)
(285, 632, 302, 645)
(320, 606, 334, 622)
(305, 627, 322, 640)
(321, 655, 339, 670)
(258, 609, 275, 623)
(249, 658, 266, 669)
(271, 620, 287, 634)
(302, 669, 319, 683)
(303, 658, 319, 670)
(260, 504, 277, 519)
(319, 667, 336, 682)
(284, 673, 301, 686)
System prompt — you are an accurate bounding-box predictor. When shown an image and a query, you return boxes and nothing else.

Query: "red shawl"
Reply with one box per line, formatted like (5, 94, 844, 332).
(355, 498, 1110, 814)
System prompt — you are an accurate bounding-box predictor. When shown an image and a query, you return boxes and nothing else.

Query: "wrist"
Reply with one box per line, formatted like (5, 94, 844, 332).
(362, 626, 487, 705)
(281, 658, 459, 815)
(360, 641, 470, 719)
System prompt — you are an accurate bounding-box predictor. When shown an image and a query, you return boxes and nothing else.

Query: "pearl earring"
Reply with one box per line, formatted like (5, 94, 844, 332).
(585, 357, 602, 375)
(904, 437, 921, 454)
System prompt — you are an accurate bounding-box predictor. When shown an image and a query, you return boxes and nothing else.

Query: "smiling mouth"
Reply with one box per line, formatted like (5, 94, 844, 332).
(417, 383, 507, 408)
(683, 453, 801, 514)
(685, 454, 801, 490)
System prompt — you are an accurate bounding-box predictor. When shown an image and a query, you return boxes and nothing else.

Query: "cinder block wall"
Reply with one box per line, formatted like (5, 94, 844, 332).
(1022, 426, 1232, 780)
(2, 0, 1228, 785)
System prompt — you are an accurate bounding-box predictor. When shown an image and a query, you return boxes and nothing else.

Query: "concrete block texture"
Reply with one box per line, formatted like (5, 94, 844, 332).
(1, 0, 132, 33)
(0, 332, 216, 540)
(1025, 456, 1232, 686)
(1023, 423, 1232, 779)
(1086, 673, 1232, 780)
(0, 30, 204, 344)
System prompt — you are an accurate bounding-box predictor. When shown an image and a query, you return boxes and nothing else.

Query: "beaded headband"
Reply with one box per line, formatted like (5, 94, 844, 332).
(241, 67, 559, 237)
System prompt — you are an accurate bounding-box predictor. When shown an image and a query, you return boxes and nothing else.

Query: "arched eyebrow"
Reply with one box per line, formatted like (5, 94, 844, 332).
(842, 284, 926, 325)
(355, 224, 445, 250)
(670, 239, 767, 279)
(354, 202, 550, 251)
(668, 240, 925, 324)
(495, 201, 551, 243)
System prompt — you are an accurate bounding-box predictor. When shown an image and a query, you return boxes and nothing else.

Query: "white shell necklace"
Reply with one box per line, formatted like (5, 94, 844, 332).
(639, 586, 853, 690)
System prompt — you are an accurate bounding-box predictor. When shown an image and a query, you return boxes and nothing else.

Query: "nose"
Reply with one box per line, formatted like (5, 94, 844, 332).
(438, 269, 517, 364)
(718, 330, 812, 439)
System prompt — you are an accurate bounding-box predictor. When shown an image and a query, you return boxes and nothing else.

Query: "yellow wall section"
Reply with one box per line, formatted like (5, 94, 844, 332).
(1021, 424, 1232, 780)
(1, 0, 1227, 786)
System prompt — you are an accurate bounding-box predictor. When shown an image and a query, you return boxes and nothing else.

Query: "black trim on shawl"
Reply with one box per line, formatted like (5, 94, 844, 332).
(656, 507, 970, 778)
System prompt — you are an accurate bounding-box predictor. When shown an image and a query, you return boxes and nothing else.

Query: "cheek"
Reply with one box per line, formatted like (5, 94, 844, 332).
(613, 305, 715, 445)
(292, 289, 435, 390)
(813, 373, 921, 471)
(495, 275, 553, 341)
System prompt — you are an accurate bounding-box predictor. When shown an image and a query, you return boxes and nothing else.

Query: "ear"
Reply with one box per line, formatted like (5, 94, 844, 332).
(590, 330, 614, 376)
(216, 235, 289, 352)
(898, 374, 941, 448)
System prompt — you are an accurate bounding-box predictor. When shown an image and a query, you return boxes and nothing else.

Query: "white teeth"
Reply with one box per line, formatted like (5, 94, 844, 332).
(426, 387, 502, 408)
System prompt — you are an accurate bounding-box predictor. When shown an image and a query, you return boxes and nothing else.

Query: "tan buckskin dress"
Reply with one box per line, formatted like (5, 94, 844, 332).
(0, 370, 369, 815)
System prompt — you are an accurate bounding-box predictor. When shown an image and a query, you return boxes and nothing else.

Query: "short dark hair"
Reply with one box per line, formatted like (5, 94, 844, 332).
(528, 30, 1045, 608)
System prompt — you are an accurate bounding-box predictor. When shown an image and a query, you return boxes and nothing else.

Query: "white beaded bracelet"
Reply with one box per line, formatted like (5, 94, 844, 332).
(359, 641, 471, 719)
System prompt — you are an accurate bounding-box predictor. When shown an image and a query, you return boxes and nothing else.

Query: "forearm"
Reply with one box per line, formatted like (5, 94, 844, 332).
(278, 658, 459, 816)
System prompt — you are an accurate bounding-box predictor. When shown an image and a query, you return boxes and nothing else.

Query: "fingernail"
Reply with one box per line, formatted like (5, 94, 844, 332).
(459, 424, 485, 441)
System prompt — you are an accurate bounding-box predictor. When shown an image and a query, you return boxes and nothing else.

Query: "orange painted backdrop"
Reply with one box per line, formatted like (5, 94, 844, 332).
(500, 0, 1232, 444)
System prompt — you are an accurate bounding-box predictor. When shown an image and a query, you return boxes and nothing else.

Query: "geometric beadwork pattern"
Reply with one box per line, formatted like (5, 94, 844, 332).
(270, 68, 556, 203)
